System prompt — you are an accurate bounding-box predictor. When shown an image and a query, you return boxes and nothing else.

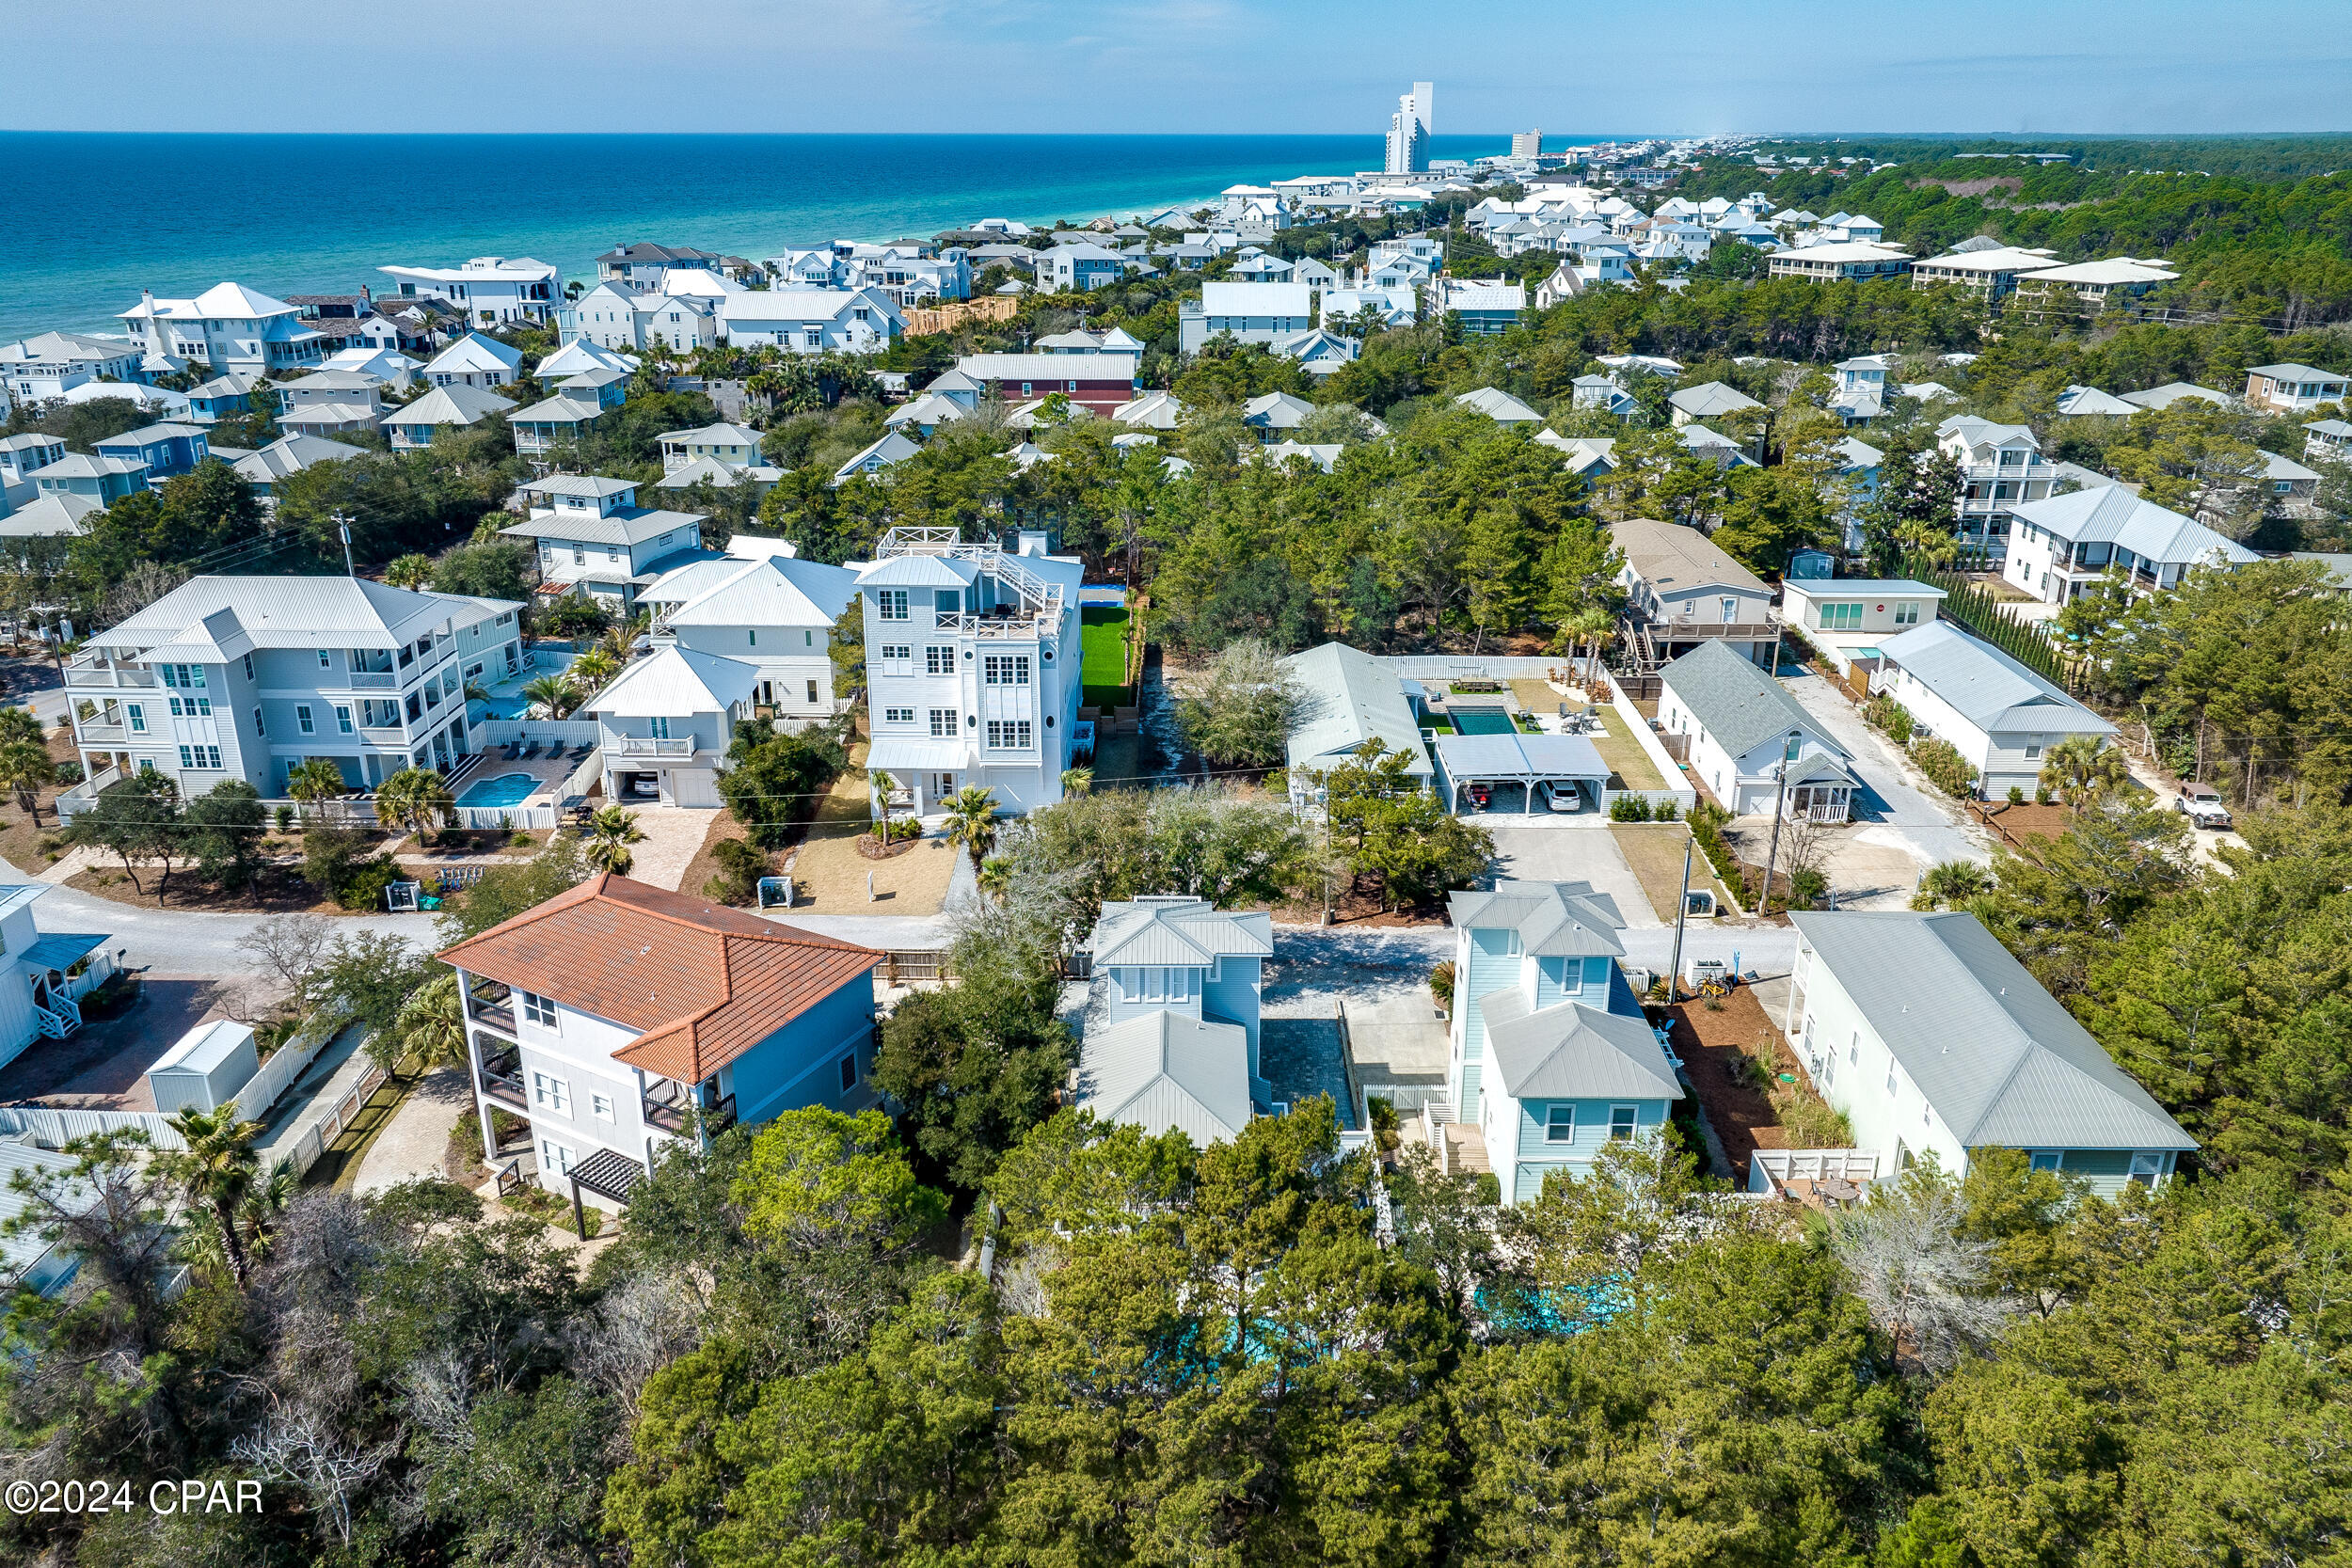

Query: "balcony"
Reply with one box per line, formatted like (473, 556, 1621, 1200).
(643, 1081, 737, 1137)
(346, 671, 400, 689)
(477, 1041, 530, 1112)
(63, 657, 156, 690)
(612, 736, 692, 757)
(465, 981, 516, 1036)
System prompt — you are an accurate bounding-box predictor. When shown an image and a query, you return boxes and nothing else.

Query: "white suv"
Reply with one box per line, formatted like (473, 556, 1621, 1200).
(2174, 784, 2232, 831)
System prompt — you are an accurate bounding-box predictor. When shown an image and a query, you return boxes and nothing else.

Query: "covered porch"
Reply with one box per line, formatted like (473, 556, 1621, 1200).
(1431, 732, 1613, 816)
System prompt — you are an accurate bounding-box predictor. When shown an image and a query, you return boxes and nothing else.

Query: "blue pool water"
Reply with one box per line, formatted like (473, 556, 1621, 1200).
(1452, 707, 1518, 736)
(457, 772, 539, 809)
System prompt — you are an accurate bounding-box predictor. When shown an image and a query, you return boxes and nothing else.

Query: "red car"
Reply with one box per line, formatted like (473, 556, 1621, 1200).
(1466, 784, 1492, 810)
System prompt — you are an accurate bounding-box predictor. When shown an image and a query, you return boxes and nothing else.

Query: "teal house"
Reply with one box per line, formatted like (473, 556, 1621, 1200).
(1446, 880, 1683, 1204)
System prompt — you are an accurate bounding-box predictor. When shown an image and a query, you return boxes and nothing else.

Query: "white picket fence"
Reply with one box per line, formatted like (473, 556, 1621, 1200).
(279, 1065, 389, 1178)
(0, 1105, 186, 1148)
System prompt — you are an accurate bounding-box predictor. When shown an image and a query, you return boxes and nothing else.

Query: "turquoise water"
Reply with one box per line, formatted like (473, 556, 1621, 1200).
(1452, 707, 1518, 736)
(0, 132, 1557, 339)
(457, 772, 539, 809)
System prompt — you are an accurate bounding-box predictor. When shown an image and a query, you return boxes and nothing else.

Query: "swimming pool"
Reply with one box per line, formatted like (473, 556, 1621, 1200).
(456, 771, 540, 809)
(1451, 706, 1518, 736)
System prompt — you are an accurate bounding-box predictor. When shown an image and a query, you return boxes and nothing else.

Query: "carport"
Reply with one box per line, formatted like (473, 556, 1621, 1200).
(1432, 733, 1613, 816)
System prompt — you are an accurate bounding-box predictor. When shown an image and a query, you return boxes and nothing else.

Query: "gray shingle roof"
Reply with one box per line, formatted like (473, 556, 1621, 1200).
(1611, 516, 1770, 596)
(1790, 911, 2194, 1151)
(1660, 641, 1843, 763)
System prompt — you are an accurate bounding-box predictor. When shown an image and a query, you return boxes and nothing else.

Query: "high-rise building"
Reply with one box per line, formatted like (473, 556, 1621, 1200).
(1384, 81, 1434, 175)
(1512, 129, 1544, 159)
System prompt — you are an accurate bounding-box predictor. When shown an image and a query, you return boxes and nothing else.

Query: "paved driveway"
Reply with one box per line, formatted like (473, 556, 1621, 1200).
(1779, 667, 1990, 872)
(1482, 818, 1663, 927)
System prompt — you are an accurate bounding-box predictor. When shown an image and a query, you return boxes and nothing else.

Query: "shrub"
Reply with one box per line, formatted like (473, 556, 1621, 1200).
(1772, 1087, 1855, 1148)
(532, 595, 611, 640)
(1652, 798, 1679, 821)
(53, 760, 83, 786)
(1863, 692, 1915, 745)
(335, 858, 403, 912)
(1610, 794, 1653, 821)
(1910, 737, 1979, 800)
(1787, 866, 1829, 909)
(2006, 784, 2026, 806)
(273, 803, 295, 833)
(702, 836, 771, 905)
(1428, 959, 1456, 1007)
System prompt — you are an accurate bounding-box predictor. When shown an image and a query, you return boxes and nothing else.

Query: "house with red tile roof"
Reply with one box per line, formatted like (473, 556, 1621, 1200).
(439, 871, 882, 1208)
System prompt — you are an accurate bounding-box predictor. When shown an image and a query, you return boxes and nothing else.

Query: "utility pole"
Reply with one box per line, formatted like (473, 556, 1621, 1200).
(1665, 833, 1693, 1006)
(334, 510, 356, 578)
(1760, 729, 1799, 912)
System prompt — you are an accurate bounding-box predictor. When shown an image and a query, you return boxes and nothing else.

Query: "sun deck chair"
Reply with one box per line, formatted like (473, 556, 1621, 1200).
(568, 742, 592, 761)
(519, 741, 542, 760)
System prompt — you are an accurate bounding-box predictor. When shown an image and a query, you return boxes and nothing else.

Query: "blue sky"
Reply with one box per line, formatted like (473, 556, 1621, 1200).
(6, 0, 2344, 135)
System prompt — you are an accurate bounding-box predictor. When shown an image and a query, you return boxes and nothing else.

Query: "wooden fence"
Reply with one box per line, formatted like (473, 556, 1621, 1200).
(902, 296, 1020, 337)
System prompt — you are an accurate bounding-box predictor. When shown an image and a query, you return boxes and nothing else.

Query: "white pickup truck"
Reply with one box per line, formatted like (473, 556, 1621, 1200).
(2174, 784, 2233, 831)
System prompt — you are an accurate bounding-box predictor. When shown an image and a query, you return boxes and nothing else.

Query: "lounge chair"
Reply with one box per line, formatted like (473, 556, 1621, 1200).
(519, 741, 541, 760)
(568, 742, 592, 761)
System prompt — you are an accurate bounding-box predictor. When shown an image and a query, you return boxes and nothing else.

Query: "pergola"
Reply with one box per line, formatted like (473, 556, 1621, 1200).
(1432, 733, 1613, 816)
(564, 1148, 644, 1240)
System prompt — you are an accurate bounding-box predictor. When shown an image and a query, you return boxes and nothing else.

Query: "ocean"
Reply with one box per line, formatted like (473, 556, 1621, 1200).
(0, 131, 1557, 341)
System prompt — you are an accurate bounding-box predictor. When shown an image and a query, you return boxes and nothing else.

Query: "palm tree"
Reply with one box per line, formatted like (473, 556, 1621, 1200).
(1910, 859, 1994, 911)
(568, 645, 621, 690)
(581, 805, 645, 875)
(521, 674, 579, 720)
(0, 706, 45, 748)
(941, 785, 1000, 868)
(376, 767, 456, 847)
(286, 757, 348, 823)
(1565, 605, 1615, 688)
(977, 856, 1011, 900)
(162, 1102, 265, 1285)
(2039, 736, 2128, 808)
(385, 553, 435, 591)
(1060, 766, 1094, 797)
(390, 973, 468, 1081)
(0, 739, 55, 825)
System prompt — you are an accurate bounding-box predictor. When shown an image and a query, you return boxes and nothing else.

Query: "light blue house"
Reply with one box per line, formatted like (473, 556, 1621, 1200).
(94, 422, 211, 481)
(1445, 880, 1683, 1203)
(32, 452, 149, 508)
(1073, 895, 1275, 1147)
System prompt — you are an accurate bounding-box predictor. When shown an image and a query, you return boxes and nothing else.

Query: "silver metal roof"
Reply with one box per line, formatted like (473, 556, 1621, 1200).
(1791, 911, 2194, 1151)
(1479, 990, 1682, 1101)
(1074, 1009, 1254, 1147)
(1447, 879, 1626, 959)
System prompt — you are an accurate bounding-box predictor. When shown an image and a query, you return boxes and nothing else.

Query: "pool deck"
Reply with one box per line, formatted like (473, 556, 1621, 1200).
(455, 749, 583, 812)
(468, 648, 580, 721)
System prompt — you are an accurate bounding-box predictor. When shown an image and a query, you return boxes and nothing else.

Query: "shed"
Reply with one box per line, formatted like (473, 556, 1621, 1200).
(1432, 732, 1612, 815)
(145, 1021, 259, 1114)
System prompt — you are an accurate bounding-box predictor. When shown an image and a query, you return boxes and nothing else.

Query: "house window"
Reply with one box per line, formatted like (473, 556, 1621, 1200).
(930, 710, 958, 736)
(318, 650, 331, 669)
(648, 717, 670, 740)
(540, 1138, 576, 1176)
(2025, 735, 2044, 760)
(926, 646, 955, 675)
(876, 590, 909, 621)
(521, 990, 557, 1027)
(839, 1052, 859, 1093)
(296, 705, 313, 735)
(985, 720, 1033, 749)
(806, 679, 819, 704)
(884, 707, 914, 723)
(1819, 602, 1863, 630)
(1886, 1065, 1899, 1096)
(336, 705, 353, 734)
(879, 643, 913, 673)
(1545, 1104, 1575, 1143)
(2029, 1151, 2062, 1172)
(1893, 601, 1920, 626)
(243, 654, 255, 679)
(1609, 1105, 1638, 1140)
(125, 704, 145, 734)
(532, 1072, 569, 1113)
(2129, 1152, 2164, 1188)
(591, 1093, 615, 1123)
(983, 655, 1030, 686)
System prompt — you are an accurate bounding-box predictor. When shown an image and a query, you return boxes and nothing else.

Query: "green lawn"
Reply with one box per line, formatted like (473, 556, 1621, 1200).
(1081, 607, 1133, 707)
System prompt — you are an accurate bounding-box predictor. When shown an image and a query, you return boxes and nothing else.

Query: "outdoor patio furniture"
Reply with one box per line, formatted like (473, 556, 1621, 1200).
(519, 741, 541, 760)
(1818, 1178, 1861, 1206)
(568, 743, 592, 761)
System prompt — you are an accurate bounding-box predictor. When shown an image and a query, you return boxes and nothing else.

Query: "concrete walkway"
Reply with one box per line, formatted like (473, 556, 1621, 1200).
(254, 1023, 373, 1171)
(353, 1067, 470, 1196)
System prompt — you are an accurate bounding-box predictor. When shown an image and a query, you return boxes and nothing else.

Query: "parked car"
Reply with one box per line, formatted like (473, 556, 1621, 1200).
(1466, 783, 1492, 810)
(2174, 784, 2233, 830)
(1546, 782, 1582, 813)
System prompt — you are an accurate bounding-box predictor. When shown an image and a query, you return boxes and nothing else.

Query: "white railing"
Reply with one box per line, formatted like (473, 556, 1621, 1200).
(280, 1064, 389, 1178)
(612, 736, 692, 757)
(1747, 1148, 1883, 1195)
(63, 660, 156, 689)
(55, 765, 122, 825)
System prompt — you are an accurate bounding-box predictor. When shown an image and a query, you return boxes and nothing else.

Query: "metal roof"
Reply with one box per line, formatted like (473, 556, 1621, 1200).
(1074, 1009, 1254, 1147)
(581, 645, 759, 719)
(1448, 879, 1627, 959)
(1791, 911, 2194, 1151)
(1088, 896, 1272, 968)
(1479, 990, 1681, 1101)
(1280, 641, 1432, 774)
(2010, 485, 2261, 569)
(1874, 622, 2113, 737)
(1432, 732, 1611, 783)
(98, 575, 513, 653)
